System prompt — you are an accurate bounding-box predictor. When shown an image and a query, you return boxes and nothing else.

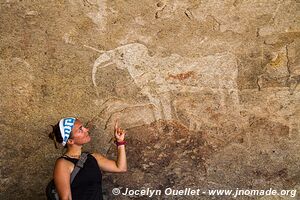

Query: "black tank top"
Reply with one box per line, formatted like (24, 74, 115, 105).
(60, 153, 103, 200)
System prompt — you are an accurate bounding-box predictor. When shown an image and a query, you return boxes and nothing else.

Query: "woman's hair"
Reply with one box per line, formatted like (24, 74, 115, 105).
(48, 121, 73, 149)
(48, 123, 62, 149)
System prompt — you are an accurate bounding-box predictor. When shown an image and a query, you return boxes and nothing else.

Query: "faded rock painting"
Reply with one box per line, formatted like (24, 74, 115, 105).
(91, 43, 241, 134)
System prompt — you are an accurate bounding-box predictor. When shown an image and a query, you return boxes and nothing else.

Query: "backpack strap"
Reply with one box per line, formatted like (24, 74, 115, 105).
(70, 153, 88, 183)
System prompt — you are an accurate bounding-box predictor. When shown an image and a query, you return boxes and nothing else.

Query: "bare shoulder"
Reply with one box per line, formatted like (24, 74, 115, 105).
(91, 152, 106, 160)
(54, 157, 74, 173)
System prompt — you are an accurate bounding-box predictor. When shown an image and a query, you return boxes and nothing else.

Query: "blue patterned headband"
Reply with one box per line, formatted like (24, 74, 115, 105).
(59, 117, 76, 146)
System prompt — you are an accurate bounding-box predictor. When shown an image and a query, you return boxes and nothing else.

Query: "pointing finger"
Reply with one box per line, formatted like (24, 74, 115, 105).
(114, 119, 119, 131)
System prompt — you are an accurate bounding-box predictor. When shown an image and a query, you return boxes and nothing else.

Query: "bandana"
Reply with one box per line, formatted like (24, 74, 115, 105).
(59, 117, 76, 146)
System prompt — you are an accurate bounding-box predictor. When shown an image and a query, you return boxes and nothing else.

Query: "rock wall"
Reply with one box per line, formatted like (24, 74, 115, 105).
(0, 0, 299, 199)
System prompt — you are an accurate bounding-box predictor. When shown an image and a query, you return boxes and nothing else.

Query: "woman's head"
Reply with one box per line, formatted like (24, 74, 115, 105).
(68, 119, 91, 146)
(49, 118, 90, 148)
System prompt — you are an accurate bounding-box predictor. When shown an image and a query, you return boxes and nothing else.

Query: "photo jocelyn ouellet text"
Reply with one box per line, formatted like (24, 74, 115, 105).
(111, 187, 297, 198)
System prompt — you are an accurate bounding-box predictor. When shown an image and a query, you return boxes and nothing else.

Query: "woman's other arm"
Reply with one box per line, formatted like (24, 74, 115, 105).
(53, 159, 73, 200)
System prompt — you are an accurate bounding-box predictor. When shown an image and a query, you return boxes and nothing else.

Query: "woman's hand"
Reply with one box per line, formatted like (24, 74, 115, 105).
(114, 120, 126, 142)
(92, 119, 127, 173)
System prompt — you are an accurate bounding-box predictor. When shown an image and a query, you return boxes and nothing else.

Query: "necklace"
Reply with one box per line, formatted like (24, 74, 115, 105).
(64, 153, 81, 158)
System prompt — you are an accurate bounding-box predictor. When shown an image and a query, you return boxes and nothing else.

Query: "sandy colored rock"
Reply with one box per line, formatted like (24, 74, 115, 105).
(0, 0, 299, 199)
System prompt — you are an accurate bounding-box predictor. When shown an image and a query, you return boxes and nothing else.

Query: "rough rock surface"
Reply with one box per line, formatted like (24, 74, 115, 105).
(0, 0, 299, 199)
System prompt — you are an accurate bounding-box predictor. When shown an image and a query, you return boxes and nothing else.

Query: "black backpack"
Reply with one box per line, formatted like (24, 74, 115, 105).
(46, 153, 88, 200)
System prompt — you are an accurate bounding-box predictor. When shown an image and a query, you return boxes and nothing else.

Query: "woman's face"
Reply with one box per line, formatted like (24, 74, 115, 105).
(70, 119, 91, 145)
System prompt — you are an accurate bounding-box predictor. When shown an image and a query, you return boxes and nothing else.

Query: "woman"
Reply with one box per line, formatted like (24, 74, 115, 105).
(49, 117, 127, 200)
